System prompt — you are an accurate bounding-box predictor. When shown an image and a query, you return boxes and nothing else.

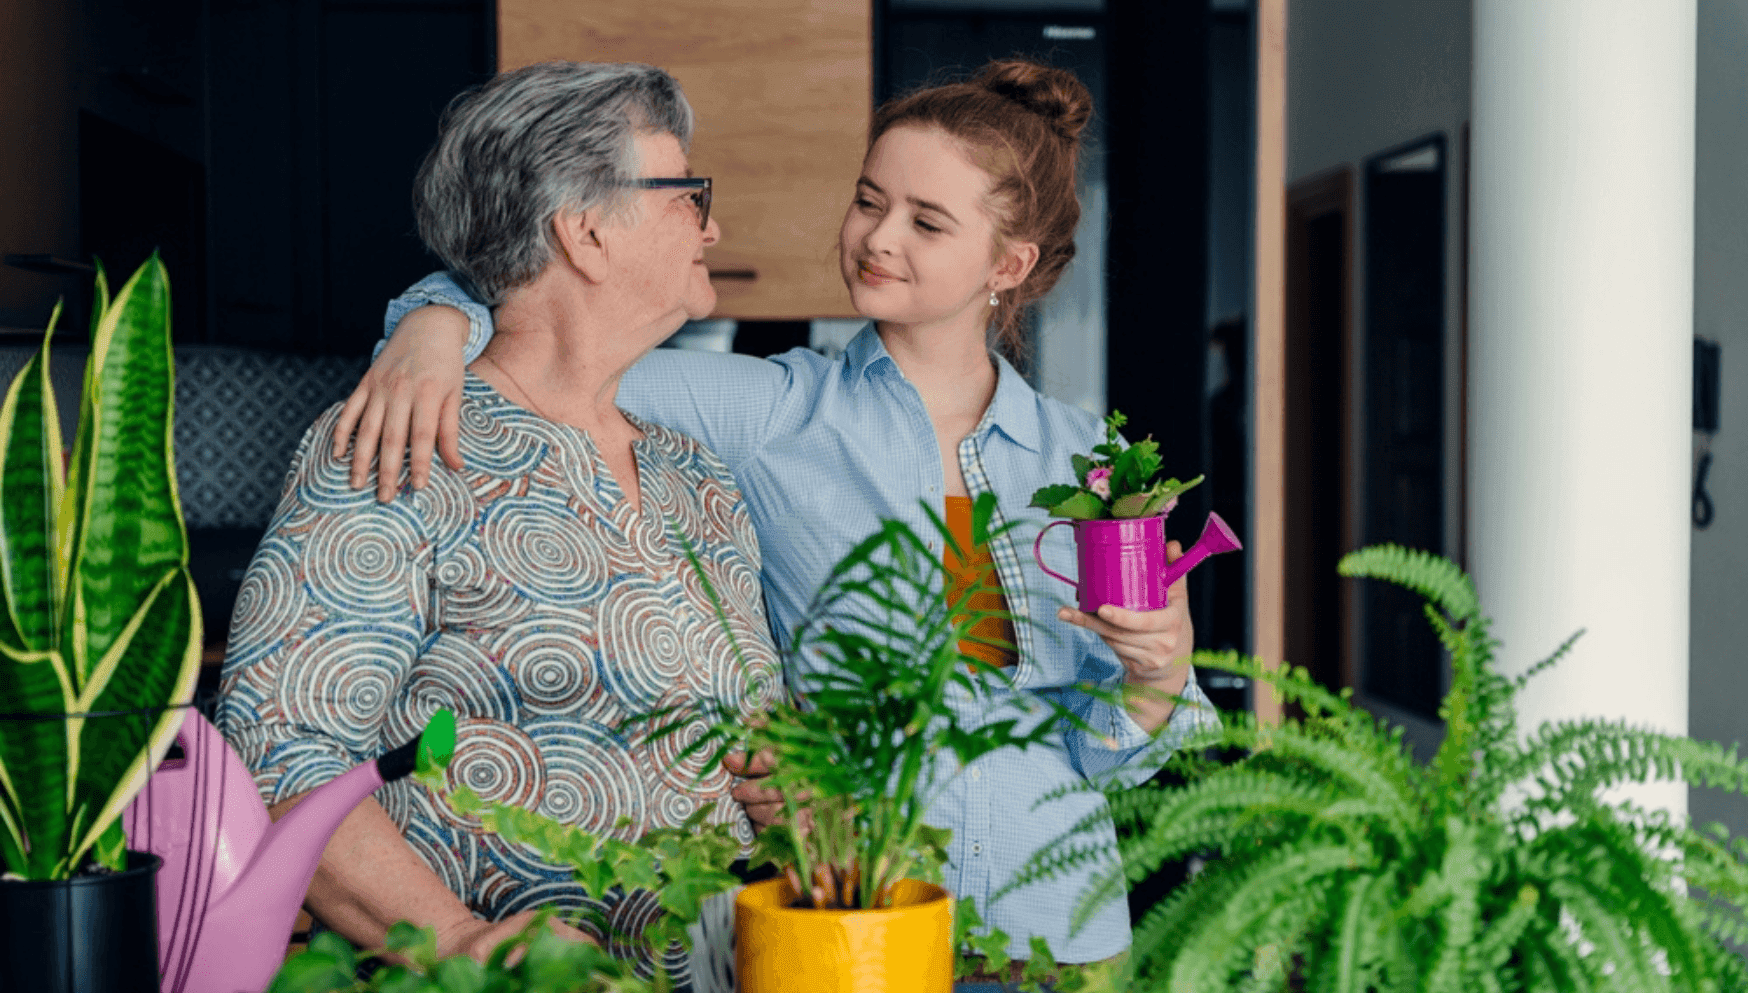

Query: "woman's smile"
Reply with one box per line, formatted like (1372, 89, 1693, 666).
(857, 259, 902, 285)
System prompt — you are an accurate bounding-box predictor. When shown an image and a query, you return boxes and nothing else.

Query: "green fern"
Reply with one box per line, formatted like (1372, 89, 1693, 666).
(1012, 544, 1748, 992)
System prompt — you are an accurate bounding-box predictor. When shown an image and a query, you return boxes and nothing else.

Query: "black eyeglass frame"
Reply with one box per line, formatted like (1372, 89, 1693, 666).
(628, 177, 712, 230)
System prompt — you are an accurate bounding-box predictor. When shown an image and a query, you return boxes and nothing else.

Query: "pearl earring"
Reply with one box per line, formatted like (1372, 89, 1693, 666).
(989, 291, 999, 307)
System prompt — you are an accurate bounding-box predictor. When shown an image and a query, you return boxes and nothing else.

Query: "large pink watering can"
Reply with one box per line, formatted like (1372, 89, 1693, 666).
(123, 709, 454, 993)
(1034, 511, 1242, 614)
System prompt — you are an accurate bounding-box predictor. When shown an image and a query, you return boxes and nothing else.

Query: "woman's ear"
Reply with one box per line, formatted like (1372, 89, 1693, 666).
(552, 208, 611, 283)
(991, 239, 1041, 293)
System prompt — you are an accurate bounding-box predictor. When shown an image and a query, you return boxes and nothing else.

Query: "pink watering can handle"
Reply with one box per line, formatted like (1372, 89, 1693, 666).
(1159, 511, 1244, 593)
(1033, 520, 1079, 587)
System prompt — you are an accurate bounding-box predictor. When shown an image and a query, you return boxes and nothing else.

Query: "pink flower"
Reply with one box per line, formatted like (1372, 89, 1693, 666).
(1086, 466, 1112, 499)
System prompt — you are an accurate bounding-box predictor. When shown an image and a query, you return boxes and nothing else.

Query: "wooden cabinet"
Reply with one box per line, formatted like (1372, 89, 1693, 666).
(499, 0, 869, 320)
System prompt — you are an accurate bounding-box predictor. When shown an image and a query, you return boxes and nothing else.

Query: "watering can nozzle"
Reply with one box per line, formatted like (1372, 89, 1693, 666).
(1158, 511, 1244, 592)
(376, 708, 457, 783)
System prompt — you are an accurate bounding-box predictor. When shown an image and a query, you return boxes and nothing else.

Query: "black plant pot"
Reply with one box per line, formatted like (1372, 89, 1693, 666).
(0, 849, 161, 992)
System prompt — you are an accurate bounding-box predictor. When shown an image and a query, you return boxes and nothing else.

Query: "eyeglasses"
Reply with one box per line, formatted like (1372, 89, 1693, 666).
(628, 177, 712, 230)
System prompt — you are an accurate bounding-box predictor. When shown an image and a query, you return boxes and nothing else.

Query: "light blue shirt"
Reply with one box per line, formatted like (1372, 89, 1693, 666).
(385, 273, 1220, 962)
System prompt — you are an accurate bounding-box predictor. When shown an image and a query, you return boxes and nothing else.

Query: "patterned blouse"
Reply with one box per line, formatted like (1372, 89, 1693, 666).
(217, 374, 781, 972)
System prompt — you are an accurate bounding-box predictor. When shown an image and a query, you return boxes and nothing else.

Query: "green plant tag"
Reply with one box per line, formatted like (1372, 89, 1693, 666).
(414, 708, 456, 789)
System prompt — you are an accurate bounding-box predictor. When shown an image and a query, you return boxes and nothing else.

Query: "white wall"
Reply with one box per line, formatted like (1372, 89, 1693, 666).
(1287, 0, 1748, 827)
(1689, 0, 1748, 837)
(1286, 0, 1471, 751)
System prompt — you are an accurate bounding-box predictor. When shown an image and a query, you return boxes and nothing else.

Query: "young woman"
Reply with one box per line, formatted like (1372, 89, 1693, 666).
(341, 60, 1218, 969)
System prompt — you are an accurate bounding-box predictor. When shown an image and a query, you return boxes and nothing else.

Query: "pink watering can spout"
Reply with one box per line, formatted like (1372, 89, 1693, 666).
(124, 708, 456, 993)
(1158, 511, 1243, 592)
(1034, 511, 1242, 614)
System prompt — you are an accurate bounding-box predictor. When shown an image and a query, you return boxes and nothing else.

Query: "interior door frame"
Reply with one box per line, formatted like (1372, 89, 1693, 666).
(1283, 166, 1355, 696)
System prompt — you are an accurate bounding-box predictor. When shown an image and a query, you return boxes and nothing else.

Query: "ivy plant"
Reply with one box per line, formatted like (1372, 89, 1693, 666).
(269, 709, 744, 993)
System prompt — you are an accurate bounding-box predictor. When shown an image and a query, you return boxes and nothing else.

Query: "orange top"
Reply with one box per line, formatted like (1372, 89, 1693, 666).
(943, 496, 1018, 669)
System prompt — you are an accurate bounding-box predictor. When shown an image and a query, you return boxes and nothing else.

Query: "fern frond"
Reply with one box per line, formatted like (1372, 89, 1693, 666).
(1131, 837, 1365, 988)
(1549, 876, 1673, 993)
(1338, 544, 1479, 622)
(1513, 627, 1586, 692)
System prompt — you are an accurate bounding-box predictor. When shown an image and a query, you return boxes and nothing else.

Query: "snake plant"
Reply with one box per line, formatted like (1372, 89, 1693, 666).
(0, 253, 202, 880)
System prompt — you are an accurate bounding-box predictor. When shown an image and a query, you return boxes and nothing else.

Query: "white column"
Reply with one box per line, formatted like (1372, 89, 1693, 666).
(1469, 0, 1695, 814)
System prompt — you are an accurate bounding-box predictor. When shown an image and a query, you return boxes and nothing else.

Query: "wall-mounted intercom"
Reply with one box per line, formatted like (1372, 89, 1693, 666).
(1695, 337, 1721, 529)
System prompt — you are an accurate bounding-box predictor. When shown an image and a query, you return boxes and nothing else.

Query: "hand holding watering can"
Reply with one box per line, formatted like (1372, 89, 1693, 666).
(1029, 412, 1242, 617)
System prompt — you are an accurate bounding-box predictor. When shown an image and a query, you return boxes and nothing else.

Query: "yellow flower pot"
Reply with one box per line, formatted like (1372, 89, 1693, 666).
(734, 877, 954, 993)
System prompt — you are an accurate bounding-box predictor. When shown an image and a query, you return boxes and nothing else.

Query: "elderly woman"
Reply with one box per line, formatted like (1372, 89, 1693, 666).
(215, 61, 779, 982)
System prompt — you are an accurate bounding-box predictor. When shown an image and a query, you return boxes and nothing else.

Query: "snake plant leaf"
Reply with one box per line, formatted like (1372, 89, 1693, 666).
(0, 643, 72, 876)
(0, 313, 74, 878)
(59, 263, 105, 604)
(0, 307, 65, 653)
(64, 253, 188, 687)
(66, 568, 199, 870)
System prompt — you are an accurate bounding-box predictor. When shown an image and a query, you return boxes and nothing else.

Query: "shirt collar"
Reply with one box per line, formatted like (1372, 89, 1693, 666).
(841, 324, 1042, 454)
(842, 323, 893, 380)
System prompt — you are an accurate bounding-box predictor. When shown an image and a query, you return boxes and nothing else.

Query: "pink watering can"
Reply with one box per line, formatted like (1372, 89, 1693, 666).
(1034, 512, 1242, 614)
(123, 708, 455, 993)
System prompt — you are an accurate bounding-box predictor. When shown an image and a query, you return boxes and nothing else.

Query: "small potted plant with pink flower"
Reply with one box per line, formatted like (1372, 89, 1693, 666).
(1030, 411, 1241, 613)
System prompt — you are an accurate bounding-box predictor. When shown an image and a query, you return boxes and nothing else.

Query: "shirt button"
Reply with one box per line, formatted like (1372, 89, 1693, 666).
(970, 767, 982, 781)
(971, 842, 983, 856)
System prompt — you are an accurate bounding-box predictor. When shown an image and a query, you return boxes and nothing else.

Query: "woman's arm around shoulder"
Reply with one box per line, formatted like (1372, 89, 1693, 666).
(338, 272, 491, 502)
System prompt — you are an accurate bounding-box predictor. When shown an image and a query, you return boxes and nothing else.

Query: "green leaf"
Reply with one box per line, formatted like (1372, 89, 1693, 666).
(1020, 936, 1058, 990)
(1109, 492, 1152, 518)
(0, 308, 75, 877)
(1048, 491, 1108, 520)
(92, 817, 125, 870)
(385, 921, 440, 972)
(0, 307, 64, 654)
(967, 926, 1012, 976)
(954, 895, 986, 951)
(429, 955, 488, 993)
(1109, 436, 1161, 498)
(0, 643, 71, 876)
(1070, 453, 1094, 482)
(66, 253, 191, 687)
(969, 490, 997, 549)
(267, 932, 360, 993)
(66, 568, 200, 869)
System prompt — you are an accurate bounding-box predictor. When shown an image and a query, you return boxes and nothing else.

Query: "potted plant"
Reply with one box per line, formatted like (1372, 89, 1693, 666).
(272, 498, 1093, 993)
(271, 710, 746, 993)
(1028, 411, 1235, 615)
(1009, 544, 1748, 991)
(657, 494, 1084, 992)
(0, 254, 204, 991)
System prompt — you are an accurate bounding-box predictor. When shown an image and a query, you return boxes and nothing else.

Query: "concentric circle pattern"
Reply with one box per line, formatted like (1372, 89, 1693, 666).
(597, 579, 689, 708)
(303, 511, 421, 617)
(479, 496, 610, 606)
(497, 617, 603, 716)
(221, 379, 778, 990)
(224, 539, 309, 664)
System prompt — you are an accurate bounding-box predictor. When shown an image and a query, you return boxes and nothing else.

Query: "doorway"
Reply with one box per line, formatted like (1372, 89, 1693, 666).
(1283, 168, 1353, 695)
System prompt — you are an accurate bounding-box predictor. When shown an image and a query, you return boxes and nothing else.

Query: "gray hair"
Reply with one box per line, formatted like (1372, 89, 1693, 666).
(413, 61, 695, 304)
